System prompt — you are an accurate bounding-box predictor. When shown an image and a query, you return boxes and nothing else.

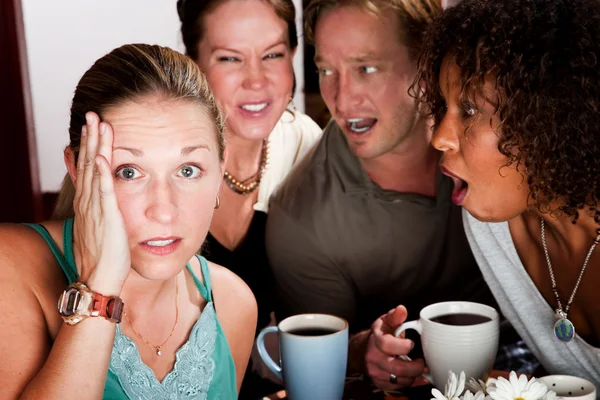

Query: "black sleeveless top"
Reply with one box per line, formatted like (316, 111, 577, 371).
(203, 211, 274, 332)
(203, 211, 282, 399)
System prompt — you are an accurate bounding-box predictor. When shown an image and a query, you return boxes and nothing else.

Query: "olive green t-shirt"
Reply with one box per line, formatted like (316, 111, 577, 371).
(265, 121, 496, 334)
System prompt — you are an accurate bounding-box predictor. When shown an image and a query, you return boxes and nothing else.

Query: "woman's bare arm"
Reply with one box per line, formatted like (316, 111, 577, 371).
(0, 227, 118, 400)
(211, 262, 258, 392)
(1, 114, 131, 399)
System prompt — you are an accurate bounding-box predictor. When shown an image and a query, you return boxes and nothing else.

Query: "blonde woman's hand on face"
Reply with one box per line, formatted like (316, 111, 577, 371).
(73, 111, 130, 295)
(365, 305, 425, 391)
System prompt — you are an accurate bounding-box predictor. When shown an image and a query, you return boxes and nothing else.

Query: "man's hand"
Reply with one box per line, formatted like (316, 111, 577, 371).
(365, 305, 425, 390)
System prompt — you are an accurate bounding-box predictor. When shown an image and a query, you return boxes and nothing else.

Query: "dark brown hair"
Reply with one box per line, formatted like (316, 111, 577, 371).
(304, 0, 441, 58)
(177, 0, 298, 61)
(414, 0, 600, 222)
(53, 43, 225, 219)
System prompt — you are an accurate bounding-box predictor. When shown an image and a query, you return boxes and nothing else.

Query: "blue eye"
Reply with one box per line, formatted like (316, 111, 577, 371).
(178, 165, 201, 179)
(115, 166, 141, 180)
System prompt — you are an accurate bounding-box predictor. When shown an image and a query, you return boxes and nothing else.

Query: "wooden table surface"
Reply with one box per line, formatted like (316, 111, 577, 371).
(263, 371, 512, 400)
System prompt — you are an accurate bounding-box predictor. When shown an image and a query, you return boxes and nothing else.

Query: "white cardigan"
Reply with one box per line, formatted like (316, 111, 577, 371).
(254, 110, 322, 213)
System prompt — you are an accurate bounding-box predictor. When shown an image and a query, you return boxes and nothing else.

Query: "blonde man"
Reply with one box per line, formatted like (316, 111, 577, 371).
(265, 0, 508, 390)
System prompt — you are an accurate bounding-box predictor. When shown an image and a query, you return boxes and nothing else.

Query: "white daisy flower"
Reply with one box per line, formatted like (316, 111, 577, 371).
(462, 389, 487, 400)
(488, 372, 548, 400)
(541, 391, 557, 400)
(431, 371, 466, 400)
(467, 378, 495, 395)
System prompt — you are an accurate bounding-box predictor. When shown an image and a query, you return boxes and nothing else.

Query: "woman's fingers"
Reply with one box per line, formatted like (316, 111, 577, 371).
(72, 111, 130, 293)
(91, 122, 112, 218)
(97, 121, 113, 166)
(82, 112, 100, 208)
(74, 124, 88, 207)
(95, 155, 119, 214)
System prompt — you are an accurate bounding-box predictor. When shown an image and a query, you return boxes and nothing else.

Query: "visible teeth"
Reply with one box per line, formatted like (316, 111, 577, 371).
(349, 124, 371, 133)
(145, 239, 175, 247)
(242, 103, 268, 112)
(347, 118, 375, 133)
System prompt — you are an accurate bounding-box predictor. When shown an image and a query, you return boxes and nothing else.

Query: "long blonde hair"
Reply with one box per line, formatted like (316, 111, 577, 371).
(52, 43, 225, 220)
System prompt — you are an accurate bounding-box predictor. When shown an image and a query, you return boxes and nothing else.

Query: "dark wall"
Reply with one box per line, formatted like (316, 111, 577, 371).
(0, 0, 43, 223)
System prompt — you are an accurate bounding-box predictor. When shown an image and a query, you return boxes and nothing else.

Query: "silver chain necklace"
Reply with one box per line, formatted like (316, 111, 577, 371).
(540, 219, 600, 342)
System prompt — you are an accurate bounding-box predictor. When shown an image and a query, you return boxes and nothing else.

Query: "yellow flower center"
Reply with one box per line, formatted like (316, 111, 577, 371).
(515, 398, 525, 400)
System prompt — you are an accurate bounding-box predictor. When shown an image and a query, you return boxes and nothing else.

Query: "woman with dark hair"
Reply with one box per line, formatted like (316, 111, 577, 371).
(178, 0, 322, 396)
(417, 0, 600, 384)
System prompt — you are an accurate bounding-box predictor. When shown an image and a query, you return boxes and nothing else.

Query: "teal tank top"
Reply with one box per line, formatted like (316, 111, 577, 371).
(26, 219, 238, 399)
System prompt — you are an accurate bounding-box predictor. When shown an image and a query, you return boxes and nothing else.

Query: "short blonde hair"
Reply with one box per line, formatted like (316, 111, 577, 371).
(304, 0, 442, 58)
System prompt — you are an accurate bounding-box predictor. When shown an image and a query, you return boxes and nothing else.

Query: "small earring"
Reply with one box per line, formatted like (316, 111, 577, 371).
(288, 96, 296, 111)
(214, 196, 220, 210)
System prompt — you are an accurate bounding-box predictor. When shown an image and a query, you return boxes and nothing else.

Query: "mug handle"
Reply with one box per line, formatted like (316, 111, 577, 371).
(394, 319, 422, 338)
(256, 326, 283, 381)
(393, 320, 434, 384)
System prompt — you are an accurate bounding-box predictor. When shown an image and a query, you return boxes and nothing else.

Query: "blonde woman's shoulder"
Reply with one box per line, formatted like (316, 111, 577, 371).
(208, 261, 256, 307)
(0, 221, 63, 278)
(207, 260, 257, 389)
(207, 259, 257, 332)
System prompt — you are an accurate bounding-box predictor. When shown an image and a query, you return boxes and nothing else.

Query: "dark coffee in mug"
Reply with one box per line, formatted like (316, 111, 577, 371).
(287, 327, 338, 336)
(430, 313, 491, 326)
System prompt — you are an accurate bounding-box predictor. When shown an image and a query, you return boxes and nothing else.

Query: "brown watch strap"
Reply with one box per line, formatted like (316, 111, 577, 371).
(91, 292, 124, 323)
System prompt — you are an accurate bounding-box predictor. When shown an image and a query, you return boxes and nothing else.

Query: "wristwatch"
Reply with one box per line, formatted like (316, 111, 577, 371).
(58, 282, 124, 325)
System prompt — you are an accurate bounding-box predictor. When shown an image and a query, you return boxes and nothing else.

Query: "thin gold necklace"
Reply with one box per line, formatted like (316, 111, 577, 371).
(124, 278, 179, 356)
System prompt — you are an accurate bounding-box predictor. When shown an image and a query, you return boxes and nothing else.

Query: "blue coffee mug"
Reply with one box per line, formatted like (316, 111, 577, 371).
(256, 314, 349, 400)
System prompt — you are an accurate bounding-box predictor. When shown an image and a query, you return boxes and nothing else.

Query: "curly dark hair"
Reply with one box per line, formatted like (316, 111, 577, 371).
(413, 0, 600, 223)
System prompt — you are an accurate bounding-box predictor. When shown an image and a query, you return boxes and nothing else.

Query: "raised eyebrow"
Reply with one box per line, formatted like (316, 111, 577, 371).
(113, 147, 143, 157)
(181, 145, 210, 156)
(112, 145, 210, 157)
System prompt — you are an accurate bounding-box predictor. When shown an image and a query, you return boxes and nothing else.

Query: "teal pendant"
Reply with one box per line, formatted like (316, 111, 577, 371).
(554, 318, 575, 342)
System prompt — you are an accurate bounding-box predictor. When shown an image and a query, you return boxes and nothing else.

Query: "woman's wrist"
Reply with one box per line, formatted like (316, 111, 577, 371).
(83, 271, 125, 297)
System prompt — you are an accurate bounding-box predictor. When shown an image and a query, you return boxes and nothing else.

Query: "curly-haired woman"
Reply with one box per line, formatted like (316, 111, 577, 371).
(417, 0, 600, 384)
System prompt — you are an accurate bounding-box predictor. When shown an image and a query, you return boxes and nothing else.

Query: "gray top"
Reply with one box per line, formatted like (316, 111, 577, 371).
(265, 121, 495, 333)
(463, 210, 600, 386)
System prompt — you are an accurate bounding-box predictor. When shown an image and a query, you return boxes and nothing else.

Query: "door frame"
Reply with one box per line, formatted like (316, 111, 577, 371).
(0, 0, 43, 222)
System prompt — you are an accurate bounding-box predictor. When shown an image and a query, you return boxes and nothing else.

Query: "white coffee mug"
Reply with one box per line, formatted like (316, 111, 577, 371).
(538, 375, 597, 400)
(394, 301, 499, 389)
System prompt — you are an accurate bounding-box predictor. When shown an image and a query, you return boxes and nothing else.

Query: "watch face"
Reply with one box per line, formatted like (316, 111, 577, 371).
(58, 287, 81, 317)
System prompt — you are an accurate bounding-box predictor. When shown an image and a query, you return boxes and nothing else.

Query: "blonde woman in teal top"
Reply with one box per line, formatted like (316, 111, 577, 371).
(0, 43, 257, 399)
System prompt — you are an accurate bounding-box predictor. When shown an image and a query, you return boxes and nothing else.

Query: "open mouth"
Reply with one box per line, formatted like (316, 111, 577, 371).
(441, 167, 469, 205)
(346, 118, 377, 134)
(143, 239, 177, 247)
(241, 102, 269, 112)
(450, 177, 469, 205)
(139, 237, 182, 255)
